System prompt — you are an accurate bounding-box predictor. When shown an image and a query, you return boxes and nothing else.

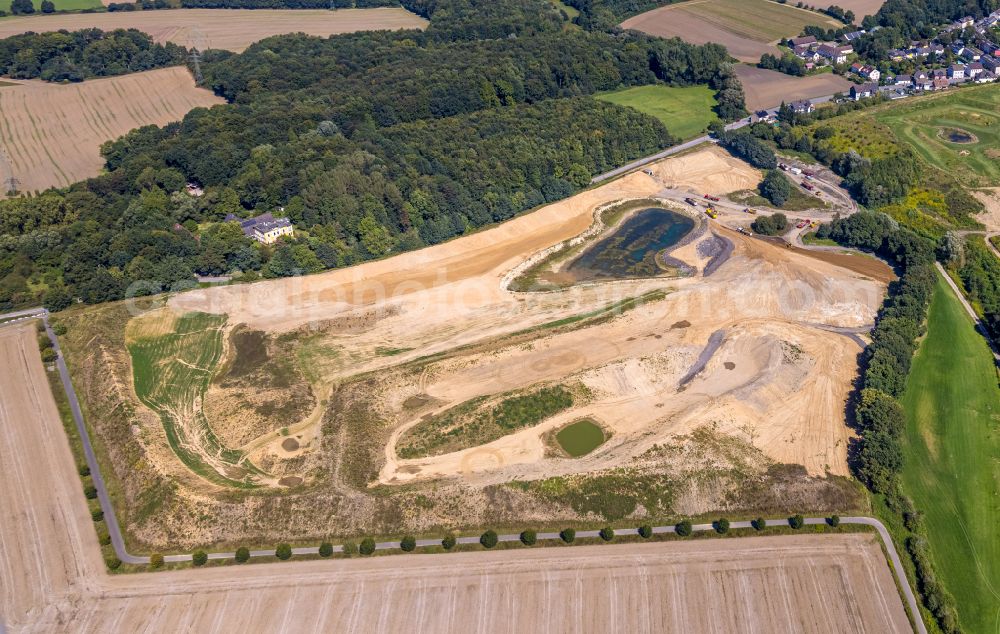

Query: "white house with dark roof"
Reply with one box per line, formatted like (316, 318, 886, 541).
(226, 212, 294, 245)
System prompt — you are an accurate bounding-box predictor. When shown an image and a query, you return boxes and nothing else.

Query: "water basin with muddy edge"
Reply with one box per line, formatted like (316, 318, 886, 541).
(567, 208, 695, 281)
(556, 418, 606, 457)
(937, 127, 978, 144)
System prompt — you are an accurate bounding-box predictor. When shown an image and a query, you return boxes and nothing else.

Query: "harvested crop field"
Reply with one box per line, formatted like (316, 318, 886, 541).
(622, 0, 840, 62)
(735, 65, 852, 111)
(833, 0, 886, 18)
(0, 67, 223, 196)
(0, 8, 427, 52)
(0, 330, 910, 632)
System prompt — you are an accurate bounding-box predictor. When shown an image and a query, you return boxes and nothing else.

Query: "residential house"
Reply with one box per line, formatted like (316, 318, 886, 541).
(913, 70, 930, 82)
(914, 78, 934, 91)
(888, 48, 908, 61)
(857, 64, 880, 81)
(789, 35, 817, 48)
(947, 64, 966, 79)
(894, 74, 912, 85)
(226, 212, 294, 245)
(960, 47, 983, 62)
(850, 83, 877, 100)
(931, 78, 950, 91)
(974, 70, 997, 83)
(981, 55, 1000, 72)
(931, 68, 948, 80)
(790, 99, 814, 114)
(968, 62, 984, 78)
(842, 30, 866, 42)
(817, 44, 852, 64)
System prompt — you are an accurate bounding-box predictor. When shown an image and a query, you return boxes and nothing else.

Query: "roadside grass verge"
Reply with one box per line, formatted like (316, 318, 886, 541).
(897, 274, 1000, 633)
(595, 84, 719, 140)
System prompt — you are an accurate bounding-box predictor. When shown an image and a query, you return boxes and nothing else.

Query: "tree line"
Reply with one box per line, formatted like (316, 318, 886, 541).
(0, 29, 186, 82)
(816, 210, 960, 633)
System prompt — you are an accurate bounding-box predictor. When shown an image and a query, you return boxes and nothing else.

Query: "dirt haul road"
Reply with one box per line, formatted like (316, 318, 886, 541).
(0, 326, 910, 632)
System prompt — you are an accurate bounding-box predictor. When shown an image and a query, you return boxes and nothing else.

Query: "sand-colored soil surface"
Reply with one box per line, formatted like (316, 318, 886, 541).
(0, 67, 223, 196)
(972, 188, 1000, 232)
(735, 65, 853, 111)
(0, 329, 910, 632)
(0, 8, 427, 52)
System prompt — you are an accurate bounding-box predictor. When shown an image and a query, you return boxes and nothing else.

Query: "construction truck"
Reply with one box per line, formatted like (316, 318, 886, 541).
(684, 197, 698, 206)
(705, 207, 718, 219)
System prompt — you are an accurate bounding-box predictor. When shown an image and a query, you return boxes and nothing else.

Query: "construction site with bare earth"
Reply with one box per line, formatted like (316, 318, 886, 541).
(41, 146, 885, 544)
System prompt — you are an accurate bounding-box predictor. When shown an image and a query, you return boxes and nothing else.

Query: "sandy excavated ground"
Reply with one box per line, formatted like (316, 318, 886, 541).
(161, 147, 884, 486)
(0, 8, 427, 52)
(972, 188, 1000, 232)
(0, 327, 909, 632)
(0, 67, 223, 196)
(734, 65, 853, 111)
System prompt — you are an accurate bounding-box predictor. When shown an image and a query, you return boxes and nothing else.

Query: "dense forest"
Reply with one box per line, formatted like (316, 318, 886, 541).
(0, 0, 743, 310)
(0, 29, 186, 82)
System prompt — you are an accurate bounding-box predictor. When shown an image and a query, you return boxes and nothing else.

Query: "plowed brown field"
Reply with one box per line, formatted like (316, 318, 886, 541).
(0, 8, 427, 52)
(0, 66, 223, 196)
(735, 65, 852, 111)
(0, 324, 909, 632)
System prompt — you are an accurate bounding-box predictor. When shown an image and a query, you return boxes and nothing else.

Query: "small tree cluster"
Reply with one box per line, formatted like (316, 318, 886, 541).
(149, 553, 164, 569)
(751, 211, 788, 235)
(400, 536, 416, 552)
(559, 528, 576, 543)
(598, 527, 614, 542)
(758, 170, 792, 208)
(638, 525, 652, 539)
(442, 533, 457, 550)
(675, 520, 692, 537)
(359, 538, 376, 556)
(275, 543, 292, 560)
(319, 542, 334, 557)
(192, 550, 208, 566)
(519, 529, 537, 546)
(788, 514, 804, 529)
(235, 547, 250, 563)
(713, 518, 729, 534)
(751, 517, 766, 531)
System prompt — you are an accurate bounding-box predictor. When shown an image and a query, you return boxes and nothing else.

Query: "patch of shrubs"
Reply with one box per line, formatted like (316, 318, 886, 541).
(675, 520, 692, 537)
(480, 530, 498, 549)
(319, 542, 333, 557)
(519, 529, 537, 546)
(788, 514, 804, 529)
(400, 536, 416, 552)
(442, 533, 457, 550)
(598, 527, 614, 542)
(751, 517, 766, 530)
(907, 535, 960, 633)
(192, 550, 208, 566)
(717, 130, 777, 169)
(638, 525, 652, 539)
(359, 538, 376, 556)
(275, 543, 292, 560)
(751, 211, 788, 235)
(149, 553, 164, 568)
(235, 547, 250, 563)
(559, 528, 576, 543)
(713, 518, 729, 534)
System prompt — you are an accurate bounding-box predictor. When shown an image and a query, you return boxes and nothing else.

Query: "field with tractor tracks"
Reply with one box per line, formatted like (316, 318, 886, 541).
(0, 66, 223, 196)
(0, 7, 426, 52)
(621, 0, 841, 62)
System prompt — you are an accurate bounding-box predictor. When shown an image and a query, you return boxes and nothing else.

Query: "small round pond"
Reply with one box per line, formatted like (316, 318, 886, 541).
(567, 208, 695, 281)
(555, 419, 606, 457)
(937, 127, 977, 144)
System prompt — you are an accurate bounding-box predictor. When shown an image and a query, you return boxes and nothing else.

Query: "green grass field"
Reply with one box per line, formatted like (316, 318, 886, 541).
(877, 84, 1000, 187)
(595, 84, 719, 140)
(899, 273, 1000, 633)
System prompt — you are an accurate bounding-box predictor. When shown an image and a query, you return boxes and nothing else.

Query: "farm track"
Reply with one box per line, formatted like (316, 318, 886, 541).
(0, 317, 918, 632)
(0, 67, 223, 196)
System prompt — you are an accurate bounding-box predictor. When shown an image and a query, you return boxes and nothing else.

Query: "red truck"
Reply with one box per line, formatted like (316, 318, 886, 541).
(703, 194, 720, 202)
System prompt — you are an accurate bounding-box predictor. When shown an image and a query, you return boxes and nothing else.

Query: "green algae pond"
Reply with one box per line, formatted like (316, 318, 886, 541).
(555, 419, 606, 457)
(566, 207, 694, 281)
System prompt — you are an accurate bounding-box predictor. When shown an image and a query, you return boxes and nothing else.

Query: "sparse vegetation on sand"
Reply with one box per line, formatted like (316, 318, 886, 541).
(898, 275, 1000, 633)
(595, 84, 719, 140)
(129, 311, 266, 487)
(397, 385, 578, 459)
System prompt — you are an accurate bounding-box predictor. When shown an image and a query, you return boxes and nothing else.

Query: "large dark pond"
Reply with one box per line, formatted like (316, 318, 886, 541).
(567, 208, 695, 280)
